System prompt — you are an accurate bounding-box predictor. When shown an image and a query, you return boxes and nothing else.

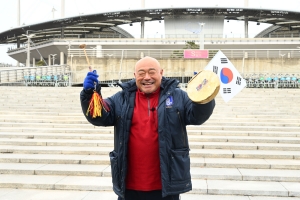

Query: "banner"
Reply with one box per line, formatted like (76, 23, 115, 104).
(184, 50, 209, 58)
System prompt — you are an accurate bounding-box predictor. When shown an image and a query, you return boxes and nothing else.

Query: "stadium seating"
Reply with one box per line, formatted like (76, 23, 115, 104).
(23, 66, 71, 87)
(244, 73, 300, 88)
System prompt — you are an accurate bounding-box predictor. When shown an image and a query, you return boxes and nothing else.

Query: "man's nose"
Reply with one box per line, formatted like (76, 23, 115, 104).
(144, 72, 151, 79)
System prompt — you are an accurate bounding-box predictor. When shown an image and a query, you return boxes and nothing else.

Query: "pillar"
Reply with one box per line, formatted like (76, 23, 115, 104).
(141, 0, 145, 8)
(17, 38, 20, 48)
(141, 18, 145, 38)
(244, 16, 249, 38)
(61, 0, 65, 18)
(61, 27, 65, 39)
(17, 0, 20, 26)
(60, 52, 64, 65)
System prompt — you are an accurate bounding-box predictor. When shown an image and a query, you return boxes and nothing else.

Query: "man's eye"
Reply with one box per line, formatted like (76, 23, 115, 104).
(138, 72, 145, 76)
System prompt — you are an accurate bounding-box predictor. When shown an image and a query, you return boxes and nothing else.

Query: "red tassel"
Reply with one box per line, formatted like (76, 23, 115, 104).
(86, 91, 110, 118)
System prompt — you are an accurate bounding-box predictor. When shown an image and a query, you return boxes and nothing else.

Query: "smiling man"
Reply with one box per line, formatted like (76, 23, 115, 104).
(134, 56, 163, 94)
(80, 56, 215, 200)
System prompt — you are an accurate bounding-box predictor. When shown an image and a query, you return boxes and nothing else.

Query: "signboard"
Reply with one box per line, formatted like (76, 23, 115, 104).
(184, 50, 209, 58)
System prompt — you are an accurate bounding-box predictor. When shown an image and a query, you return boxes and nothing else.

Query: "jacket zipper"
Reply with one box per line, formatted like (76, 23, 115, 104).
(176, 109, 186, 147)
(147, 96, 150, 116)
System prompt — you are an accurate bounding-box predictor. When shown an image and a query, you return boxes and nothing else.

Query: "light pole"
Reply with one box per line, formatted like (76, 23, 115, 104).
(106, 54, 113, 85)
(50, 54, 57, 65)
(22, 31, 35, 67)
(51, 7, 57, 19)
(280, 54, 285, 68)
(71, 54, 73, 69)
(242, 52, 248, 77)
(199, 23, 205, 49)
(65, 40, 73, 50)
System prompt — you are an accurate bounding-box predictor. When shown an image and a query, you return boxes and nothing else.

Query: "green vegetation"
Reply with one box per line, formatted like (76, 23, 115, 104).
(170, 41, 199, 58)
(36, 60, 46, 66)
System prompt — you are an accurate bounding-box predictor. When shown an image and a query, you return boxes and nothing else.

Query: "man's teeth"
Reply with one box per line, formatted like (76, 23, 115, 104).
(143, 83, 153, 85)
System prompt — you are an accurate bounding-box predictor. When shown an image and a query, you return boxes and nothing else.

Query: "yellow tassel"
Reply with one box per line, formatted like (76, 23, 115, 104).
(86, 91, 110, 118)
(86, 91, 102, 118)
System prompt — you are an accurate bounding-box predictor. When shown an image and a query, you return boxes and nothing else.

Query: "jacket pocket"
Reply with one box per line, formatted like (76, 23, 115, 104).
(170, 148, 191, 183)
(109, 150, 121, 191)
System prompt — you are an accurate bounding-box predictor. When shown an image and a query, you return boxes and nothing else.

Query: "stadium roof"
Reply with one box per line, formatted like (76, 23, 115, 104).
(1, 7, 300, 44)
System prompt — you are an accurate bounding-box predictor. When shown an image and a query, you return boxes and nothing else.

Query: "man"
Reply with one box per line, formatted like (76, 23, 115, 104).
(80, 56, 215, 200)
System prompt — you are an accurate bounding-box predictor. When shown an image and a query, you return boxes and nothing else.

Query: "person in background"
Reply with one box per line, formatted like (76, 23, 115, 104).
(80, 56, 215, 200)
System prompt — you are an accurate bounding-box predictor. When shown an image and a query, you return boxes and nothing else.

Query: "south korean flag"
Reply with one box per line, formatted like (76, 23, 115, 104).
(205, 50, 246, 103)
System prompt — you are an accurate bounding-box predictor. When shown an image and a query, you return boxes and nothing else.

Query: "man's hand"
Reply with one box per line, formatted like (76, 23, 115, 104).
(83, 71, 99, 90)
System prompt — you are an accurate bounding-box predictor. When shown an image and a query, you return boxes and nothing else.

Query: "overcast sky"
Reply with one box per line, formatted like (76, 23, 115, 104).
(1, 0, 300, 64)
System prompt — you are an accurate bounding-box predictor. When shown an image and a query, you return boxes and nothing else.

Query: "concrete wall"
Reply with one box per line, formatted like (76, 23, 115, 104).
(68, 57, 300, 83)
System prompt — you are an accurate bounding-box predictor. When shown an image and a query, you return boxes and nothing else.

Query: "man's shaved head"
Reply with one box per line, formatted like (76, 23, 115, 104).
(134, 56, 163, 94)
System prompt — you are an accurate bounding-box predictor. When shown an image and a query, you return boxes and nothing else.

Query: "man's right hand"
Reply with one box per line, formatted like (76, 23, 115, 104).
(83, 72, 99, 90)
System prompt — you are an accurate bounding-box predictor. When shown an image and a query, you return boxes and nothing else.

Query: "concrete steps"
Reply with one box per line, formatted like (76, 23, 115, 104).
(0, 86, 300, 199)
(0, 174, 299, 197)
(1, 163, 300, 182)
(1, 189, 300, 200)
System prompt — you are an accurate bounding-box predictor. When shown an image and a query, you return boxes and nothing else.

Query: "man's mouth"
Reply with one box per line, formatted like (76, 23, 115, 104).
(142, 82, 154, 85)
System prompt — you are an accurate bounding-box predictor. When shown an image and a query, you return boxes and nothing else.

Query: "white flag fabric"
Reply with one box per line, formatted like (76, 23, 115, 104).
(204, 50, 246, 103)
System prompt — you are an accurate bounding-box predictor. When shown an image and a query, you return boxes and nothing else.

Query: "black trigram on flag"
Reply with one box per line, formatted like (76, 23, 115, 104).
(221, 58, 228, 64)
(236, 76, 241, 85)
(213, 66, 218, 74)
(223, 88, 231, 94)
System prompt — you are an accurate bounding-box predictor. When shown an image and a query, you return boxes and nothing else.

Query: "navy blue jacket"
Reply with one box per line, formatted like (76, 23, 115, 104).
(80, 77, 215, 198)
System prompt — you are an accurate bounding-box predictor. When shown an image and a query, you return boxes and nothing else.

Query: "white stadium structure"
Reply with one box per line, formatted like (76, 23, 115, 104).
(0, 0, 300, 87)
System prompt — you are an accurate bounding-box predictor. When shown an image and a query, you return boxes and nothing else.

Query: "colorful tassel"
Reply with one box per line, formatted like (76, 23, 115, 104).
(86, 91, 110, 118)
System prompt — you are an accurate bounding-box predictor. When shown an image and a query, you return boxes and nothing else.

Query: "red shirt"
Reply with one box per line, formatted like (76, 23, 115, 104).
(126, 88, 162, 191)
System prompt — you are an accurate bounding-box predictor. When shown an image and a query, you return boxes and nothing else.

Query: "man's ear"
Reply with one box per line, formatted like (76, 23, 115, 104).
(160, 69, 164, 75)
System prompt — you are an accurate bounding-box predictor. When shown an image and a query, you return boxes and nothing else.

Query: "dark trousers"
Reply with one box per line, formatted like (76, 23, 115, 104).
(118, 190, 180, 200)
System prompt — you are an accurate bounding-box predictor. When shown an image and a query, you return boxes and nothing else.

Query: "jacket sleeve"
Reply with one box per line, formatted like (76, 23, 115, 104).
(80, 86, 116, 126)
(182, 90, 216, 125)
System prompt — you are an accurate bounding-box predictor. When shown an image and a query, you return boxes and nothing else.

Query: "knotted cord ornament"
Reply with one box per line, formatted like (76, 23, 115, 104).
(86, 91, 110, 118)
(80, 43, 110, 118)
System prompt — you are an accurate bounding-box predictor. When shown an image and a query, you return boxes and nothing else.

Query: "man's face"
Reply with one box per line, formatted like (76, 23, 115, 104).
(134, 57, 163, 94)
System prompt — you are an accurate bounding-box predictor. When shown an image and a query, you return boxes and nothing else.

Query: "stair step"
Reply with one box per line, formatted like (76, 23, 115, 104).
(0, 174, 299, 197)
(2, 163, 300, 182)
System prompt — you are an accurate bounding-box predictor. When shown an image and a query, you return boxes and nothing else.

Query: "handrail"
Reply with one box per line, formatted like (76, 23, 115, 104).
(1, 67, 300, 88)
(7, 37, 300, 53)
(67, 49, 300, 59)
(0, 65, 70, 84)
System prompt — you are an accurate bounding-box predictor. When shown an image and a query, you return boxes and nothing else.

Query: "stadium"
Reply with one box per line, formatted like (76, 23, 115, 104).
(0, 0, 300, 87)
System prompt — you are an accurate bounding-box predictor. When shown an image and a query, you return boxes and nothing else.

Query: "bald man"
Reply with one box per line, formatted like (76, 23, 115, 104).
(80, 56, 215, 200)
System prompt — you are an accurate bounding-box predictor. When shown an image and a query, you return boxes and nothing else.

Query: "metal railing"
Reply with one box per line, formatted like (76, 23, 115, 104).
(68, 49, 300, 59)
(86, 71, 300, 89)
(7, 37, 300, 53)
(0, 63, 15, 67)
(0, 65, 71, 86)
(1, 66, 300, 89)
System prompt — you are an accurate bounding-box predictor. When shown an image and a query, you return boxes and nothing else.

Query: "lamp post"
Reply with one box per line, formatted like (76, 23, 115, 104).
(106, 54, 113, 85)
(22, 31, 35, 67)
(50, 54, 57, 65)
(71, 54, 73, 69)
(280, 54, 286, 68)
(199, 23, 205, 49)
(65, 40, 73, 50)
